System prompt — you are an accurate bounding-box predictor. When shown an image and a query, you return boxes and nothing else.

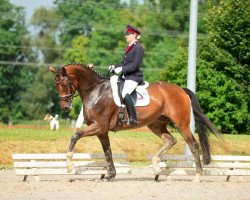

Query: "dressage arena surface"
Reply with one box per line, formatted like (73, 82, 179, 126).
(1, 167, 250, 200)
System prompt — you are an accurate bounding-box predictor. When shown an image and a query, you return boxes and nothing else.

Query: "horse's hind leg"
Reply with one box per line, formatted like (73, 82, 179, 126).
(178, 125, 203, 181)
(147, 116, 177, 174)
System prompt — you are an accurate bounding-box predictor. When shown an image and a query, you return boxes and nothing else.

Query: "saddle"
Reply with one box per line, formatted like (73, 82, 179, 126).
(110, 75, 150, 107)
(110, 75, 150, 130)
(117, 78, 147, 105)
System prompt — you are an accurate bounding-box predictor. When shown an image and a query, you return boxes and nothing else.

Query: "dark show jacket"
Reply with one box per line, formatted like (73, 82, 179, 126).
(116, 42, 144, 84)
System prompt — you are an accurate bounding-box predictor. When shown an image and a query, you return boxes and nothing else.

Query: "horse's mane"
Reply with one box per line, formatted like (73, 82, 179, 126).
(63, 62, 108, 80)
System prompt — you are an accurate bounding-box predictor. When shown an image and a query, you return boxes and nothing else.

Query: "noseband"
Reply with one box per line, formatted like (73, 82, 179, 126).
(55, 74, 78, 110)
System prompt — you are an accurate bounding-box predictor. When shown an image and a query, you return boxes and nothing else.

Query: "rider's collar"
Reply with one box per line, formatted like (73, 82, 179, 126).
(128, 40, 138, 46)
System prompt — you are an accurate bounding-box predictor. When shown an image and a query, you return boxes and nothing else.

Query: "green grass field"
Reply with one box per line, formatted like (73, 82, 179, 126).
(1, 123, 250, 168)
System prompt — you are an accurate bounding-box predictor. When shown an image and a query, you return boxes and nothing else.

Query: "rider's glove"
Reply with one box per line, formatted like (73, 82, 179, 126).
(108, 65, 115, 73)
(114, 67, 122, 75)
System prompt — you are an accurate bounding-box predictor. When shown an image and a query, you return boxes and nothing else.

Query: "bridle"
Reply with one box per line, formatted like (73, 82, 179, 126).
(55, 73, 78, 111)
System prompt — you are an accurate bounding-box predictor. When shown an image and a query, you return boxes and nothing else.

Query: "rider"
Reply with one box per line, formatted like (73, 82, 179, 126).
(109, 24, 144, 126)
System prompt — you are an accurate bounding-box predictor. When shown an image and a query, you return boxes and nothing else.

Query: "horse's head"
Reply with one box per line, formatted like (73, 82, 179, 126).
(49, 66, 78, 112)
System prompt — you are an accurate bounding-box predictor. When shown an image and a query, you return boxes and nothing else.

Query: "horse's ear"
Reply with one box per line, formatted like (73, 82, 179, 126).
(61, 67, 67, 77)
(49, 66, 56, 74)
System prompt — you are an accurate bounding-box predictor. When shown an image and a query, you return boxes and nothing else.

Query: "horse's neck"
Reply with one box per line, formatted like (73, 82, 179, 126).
(76, 68, 107, 94)
(80, 80, 111, 111)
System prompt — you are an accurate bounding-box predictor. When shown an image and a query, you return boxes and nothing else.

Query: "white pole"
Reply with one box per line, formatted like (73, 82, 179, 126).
(185, 0, 198, 157)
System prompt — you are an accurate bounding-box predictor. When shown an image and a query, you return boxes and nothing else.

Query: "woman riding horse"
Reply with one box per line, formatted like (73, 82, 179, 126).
(109, 24, 144, 126)
(49, 63, 221, 181)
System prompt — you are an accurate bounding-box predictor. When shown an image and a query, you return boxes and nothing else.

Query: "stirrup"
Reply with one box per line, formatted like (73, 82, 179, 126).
(128, 118, 137, 127)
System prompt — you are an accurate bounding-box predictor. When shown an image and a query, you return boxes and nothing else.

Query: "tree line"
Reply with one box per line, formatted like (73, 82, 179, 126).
(0, 0, 249, 134)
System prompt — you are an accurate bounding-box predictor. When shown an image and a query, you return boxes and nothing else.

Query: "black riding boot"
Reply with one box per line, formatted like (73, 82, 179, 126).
(123, 94, 137, 126)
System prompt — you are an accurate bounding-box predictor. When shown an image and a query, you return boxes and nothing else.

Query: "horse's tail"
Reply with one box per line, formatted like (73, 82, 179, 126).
(183, 88, 221, 165)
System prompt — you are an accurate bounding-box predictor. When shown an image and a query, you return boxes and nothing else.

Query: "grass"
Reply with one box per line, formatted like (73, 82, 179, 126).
(0, 124, 250, 168)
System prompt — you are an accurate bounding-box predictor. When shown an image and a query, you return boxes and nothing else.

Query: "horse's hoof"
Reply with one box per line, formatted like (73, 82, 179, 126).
(66, 163, 75, 173)
(152, 155, 161, 174)
(102, 176, 115, 182)
(193, 174, 201, 183)
(153, 165, 162, 174)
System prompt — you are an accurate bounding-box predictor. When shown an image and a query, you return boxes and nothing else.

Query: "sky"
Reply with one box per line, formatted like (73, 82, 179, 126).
(10, 0, 131, 23)
(10, 0, 54, 22)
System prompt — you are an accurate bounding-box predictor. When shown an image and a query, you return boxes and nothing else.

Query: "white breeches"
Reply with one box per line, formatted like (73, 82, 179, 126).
(122, 80, 138, 98)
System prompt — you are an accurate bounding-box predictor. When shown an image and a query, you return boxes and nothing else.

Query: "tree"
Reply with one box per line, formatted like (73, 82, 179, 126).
(143, 37, 179, 82)
(54, 0, 122, 46)
(16, 6, 66, 120)
(58, 1, 136, 78)
(0, 0, 34, 122)
(21, 66, 62, 119)
(30, 7, 62, 63)
(160, 0, 249, 133)
(206, 0, 249, 66)
(64, 36, 90, 63)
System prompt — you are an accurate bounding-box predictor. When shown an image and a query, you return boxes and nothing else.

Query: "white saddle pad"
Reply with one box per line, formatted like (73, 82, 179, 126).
(110, 75, 150, 107)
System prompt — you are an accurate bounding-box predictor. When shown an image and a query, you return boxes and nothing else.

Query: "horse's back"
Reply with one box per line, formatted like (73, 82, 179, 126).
(148, 81, 187, 98)
(147, 81, 191, 121)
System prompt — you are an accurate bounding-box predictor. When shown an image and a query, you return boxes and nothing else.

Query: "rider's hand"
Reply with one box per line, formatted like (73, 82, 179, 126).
(108, 65, 115, 73)
(88, 63, 94, 69)
(114, 67, 122, 74)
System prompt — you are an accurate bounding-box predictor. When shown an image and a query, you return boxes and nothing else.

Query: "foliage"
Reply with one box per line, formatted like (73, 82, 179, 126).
(69, 96, 82, 119)
(206, 0, 249, 65)
(18, 7, 66, 120)
(205, 1, 250, 126)
(58, 0, 207, 74)
(160, 0, 249, 133)
(30, 7, 63, 63)
(143, 36, 180, 82)
(54, 0, 123, 46)
(20, 66, 62, 119)
(64, 36, 90, 63)
(197, 41, 248, 133)
(0, 0, 35, 122)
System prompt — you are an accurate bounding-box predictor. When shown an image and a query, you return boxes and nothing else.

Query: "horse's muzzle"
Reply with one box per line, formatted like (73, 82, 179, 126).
(61, 101, 72, 112)
(60, 98, 73, 112)
(62, 106, 71, 112)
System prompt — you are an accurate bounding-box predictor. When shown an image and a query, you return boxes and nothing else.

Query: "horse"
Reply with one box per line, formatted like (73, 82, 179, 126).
(49, 63, 220, 181)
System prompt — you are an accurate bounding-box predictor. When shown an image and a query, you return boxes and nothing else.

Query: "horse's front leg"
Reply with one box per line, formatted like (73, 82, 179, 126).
(97, 134, 116, 181)
(66, 122, 102, 173)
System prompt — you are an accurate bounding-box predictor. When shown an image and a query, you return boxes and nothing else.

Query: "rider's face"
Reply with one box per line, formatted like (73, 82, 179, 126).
(125, 33, 137, 43)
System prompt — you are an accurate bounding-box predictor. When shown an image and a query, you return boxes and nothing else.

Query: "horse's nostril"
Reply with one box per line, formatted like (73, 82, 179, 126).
(63, 106, 69, 111)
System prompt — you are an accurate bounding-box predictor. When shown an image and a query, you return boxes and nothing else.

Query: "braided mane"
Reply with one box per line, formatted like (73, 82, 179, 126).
(63, 62, 107, 79)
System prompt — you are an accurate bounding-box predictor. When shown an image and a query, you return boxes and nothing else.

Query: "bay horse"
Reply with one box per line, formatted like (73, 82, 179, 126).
(49, 63, 220, 181)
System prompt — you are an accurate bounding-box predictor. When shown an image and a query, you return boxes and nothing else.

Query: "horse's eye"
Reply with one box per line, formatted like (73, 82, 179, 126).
(55, 77, 60, 82)
(61, 83, 68, 88)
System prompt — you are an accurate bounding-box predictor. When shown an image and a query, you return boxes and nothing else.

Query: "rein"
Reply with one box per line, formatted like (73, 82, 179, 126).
(54, 63, 109, 111)
(55, 74, 78, 110)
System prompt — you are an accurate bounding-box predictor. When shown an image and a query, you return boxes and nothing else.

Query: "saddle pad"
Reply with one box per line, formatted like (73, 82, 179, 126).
(110, 75, 150, 107)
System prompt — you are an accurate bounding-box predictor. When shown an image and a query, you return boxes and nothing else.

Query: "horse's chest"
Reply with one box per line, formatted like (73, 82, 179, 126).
(83, 84, 112, 123)
(84, 89, 105, 109)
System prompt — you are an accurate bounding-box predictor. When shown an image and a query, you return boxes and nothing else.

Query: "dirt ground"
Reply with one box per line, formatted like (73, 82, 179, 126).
(1, 167, 250, 200)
